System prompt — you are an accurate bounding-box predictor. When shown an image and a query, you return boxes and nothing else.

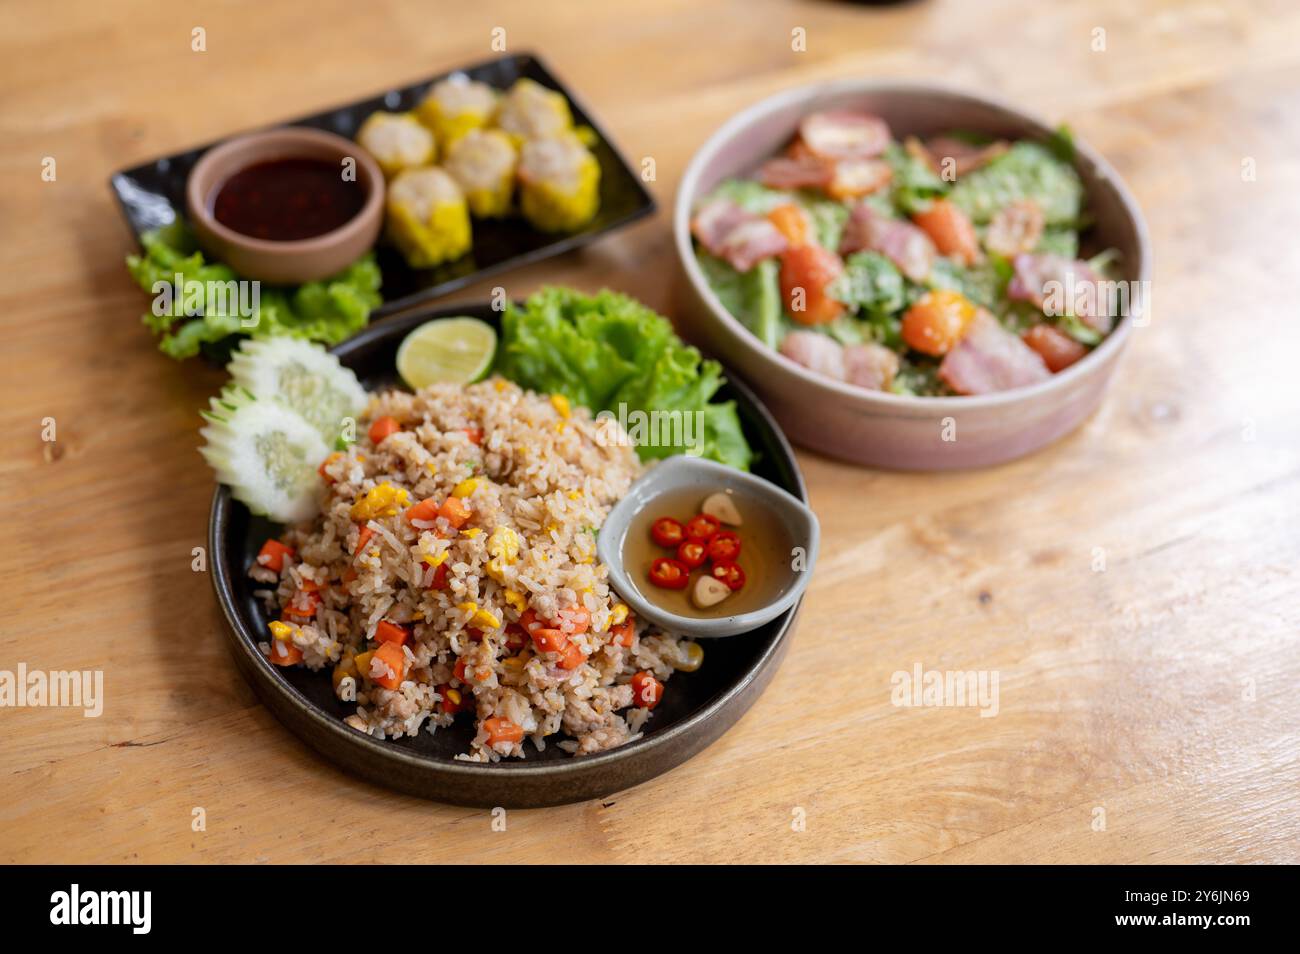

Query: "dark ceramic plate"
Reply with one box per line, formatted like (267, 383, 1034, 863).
(111, 53, 655, 319)
(209, 303, 807, 807)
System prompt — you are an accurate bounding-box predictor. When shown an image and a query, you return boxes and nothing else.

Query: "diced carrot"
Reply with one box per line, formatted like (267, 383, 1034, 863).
(483, 717, 524, 745)
(531, 628, 567, 653)
(518, 609, 543, 633)
(453, 657, 469, 683)
(405, 498, 442, 526)
(561, 606, 590, 634)
(439, 496, 472, 529)
(427, 562, 449, 590)
(282, 589, 321, 620)
(342, 567, 358, 584)
(465, 627, 485, 643)
(372, 641, 407, 690)
(256, 539, 295, 574)
(612, 620, 635, 648)
(369, 416, 400, 445)
(354, 526, 375, 554)
(461, 427, 484, 445)
(767, 203, 809, 247)
(317, 452, 343, 483)
(375, 620, 409, 646)
(557, 642, 588, 670)
(265, 639, 304, 666)
(630, 671, 664, 709)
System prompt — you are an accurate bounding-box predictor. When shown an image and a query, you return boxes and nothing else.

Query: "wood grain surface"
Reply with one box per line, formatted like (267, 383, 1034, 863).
(2, 0, 1297, 864)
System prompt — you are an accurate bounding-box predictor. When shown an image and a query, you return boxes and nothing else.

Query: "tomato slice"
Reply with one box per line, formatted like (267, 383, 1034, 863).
(649, 557, 690, 590)
(677, 539, 707, 569)
(711, 561, 746, 591)
(650, 517, 685, 549)
(706, 530, 742, 564)
(684, 514, 721, 543)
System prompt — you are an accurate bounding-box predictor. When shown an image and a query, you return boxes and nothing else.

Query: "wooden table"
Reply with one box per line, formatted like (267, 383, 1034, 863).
(3, 0, 1297, 864)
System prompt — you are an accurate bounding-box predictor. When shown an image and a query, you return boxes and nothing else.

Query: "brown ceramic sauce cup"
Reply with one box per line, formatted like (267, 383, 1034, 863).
(186, 127, 384, 284)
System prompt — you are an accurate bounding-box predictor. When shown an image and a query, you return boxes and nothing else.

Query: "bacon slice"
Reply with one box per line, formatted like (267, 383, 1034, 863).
(827, 158, 893, 200)
(691, 198, 788, 272)
(779, 330, 845, 380)
(1008, 253, 1112, 333)
(916, 135, 1010, 177)
(843, 343, 900, 392)
(799, 111, 892, 160)
(839, 202, 936, 282)
(758, 155, 833, 191)
(939, 312, 1050, 395)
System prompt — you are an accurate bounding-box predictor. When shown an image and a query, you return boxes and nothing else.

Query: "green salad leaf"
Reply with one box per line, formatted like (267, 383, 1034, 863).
(698, 253, 784, 349)
(497, 287, 754, 470)
(126, 221, 382, 360)
(831, 251, 907, 316)
(884, 142, 950, 216)
(948, 140, 1084, 225)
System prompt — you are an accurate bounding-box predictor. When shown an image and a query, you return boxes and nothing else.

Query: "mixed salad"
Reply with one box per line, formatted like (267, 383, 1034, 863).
(691, 111, 1120, 396)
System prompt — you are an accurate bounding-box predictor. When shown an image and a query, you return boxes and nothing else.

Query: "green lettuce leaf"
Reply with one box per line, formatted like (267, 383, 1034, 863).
(126, 221, 382, 360)
(948, 140, 1084, 225)
(496, 287, 754, 470)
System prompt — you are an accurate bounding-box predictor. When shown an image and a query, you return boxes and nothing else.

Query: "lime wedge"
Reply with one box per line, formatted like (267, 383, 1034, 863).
(396, 317, 497, 388)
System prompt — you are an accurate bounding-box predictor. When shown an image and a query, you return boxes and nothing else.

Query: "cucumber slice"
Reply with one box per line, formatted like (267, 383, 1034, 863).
(227, 337, 367, 446)
(200, 386, 330, 523)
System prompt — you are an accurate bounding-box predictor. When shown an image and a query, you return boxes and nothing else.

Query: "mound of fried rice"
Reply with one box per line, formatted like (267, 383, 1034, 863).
(249, 377, 699, 760)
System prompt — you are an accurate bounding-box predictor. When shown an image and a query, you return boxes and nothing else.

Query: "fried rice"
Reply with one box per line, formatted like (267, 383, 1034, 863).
(249, 376, 699, 761)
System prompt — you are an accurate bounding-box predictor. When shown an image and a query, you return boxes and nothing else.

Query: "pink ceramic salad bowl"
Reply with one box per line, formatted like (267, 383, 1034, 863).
(673, 81, 1150, 469)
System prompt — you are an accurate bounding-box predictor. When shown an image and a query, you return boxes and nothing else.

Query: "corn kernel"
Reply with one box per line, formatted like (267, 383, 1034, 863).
(611, 603, 629, 626)
(425, 462, 438, 474)
(423, 551, 448, 566)
(487, 526, 520, 563)
(269, 620, 293, 641)
(456, 601, 477, 615)
(471, 608, 501, 630)
(494, 379, 506, 392)
(332, 654, 357, 689)
(452, 477, 480, 498)
(444, 687, 462, 706)
(461, 527, 483, 538)
(568, 490, 582, 500)
(550, 393, 571, 419)
(504, 589, 525, 613)
(672, 642, 705, 673)
(354, 651, 375, 680)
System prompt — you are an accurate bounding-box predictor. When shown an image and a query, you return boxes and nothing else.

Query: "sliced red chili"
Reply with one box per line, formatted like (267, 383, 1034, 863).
(676, 539, 707, 569)
(684, 513, 721, 543)
(711, 561, 746, 591)
(650, 517, 685, 549)
(649, 557, 690, 590)
(706, 530, 742, 564)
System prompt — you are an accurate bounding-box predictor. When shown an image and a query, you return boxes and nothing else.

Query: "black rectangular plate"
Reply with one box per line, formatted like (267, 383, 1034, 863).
(109, 52, 655, 318)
